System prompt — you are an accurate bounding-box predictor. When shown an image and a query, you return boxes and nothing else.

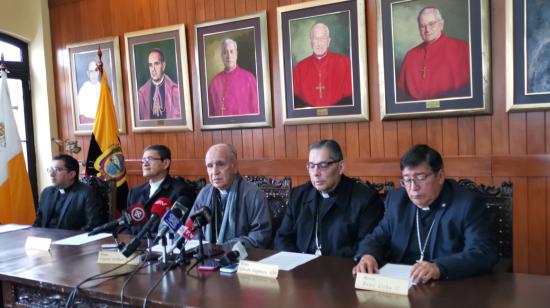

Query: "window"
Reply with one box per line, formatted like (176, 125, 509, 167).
(0, 33, 37, 208)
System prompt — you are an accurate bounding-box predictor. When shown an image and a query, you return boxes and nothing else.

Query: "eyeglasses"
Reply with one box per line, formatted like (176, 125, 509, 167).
(400, 173, 434, 187)
(47, 167, 68, 174)
(305, 160, 341, 171)
(141, 157, 163, 164)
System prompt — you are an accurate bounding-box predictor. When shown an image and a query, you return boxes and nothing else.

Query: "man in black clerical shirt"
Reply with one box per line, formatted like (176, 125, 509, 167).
(34, 154, 106, 231)
(274, 139, 384, 257)
(353, 144, 498, 283)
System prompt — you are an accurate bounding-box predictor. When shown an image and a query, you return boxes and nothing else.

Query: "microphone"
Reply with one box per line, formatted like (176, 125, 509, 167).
(120, 198, 170, 257)
(219, 241, 248, 266)
(153, 200, 190, 244)
(168, 207, 213, 254)
(88, 210, 132, 236)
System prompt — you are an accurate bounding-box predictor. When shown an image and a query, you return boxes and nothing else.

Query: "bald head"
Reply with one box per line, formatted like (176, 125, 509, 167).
(310, 23, 331, 58)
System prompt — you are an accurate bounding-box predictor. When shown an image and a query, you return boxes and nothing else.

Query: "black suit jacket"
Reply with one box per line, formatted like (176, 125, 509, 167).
(274, 175, 384, 257)
(355, 179, 499, 280)
(34, 181, 107, 231)
(126, 176, 195, 234)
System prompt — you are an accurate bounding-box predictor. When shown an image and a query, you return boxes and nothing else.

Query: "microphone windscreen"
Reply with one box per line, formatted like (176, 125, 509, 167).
(127, 204, 146, 224)
(151, 197, 171, 217)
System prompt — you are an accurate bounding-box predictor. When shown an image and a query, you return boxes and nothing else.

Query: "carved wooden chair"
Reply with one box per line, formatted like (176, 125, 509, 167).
(242, 176, 292, 243)
(458, 179, 513, 272)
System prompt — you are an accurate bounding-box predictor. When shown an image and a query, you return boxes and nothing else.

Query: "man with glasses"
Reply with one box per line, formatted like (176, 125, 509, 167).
(274, 140, 383, 257)
(353, 144, 498, 283)
(126, 144, 195, 234)
(34, 154, 106, 231)
(397, 6, 471, 101)
(189, 143, 271, 248)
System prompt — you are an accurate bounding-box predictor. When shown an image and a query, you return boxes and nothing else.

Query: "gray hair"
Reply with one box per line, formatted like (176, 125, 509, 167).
(220, 38, 238, 53)
(211, 143, 238, 163)
(309, 139, 343, 161)
(309, 23, 331, 40)
(417, 7, 444, 23)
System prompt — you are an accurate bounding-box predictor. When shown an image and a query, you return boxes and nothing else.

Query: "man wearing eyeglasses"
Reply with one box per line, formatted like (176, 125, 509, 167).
(353, 144, 498, 284)
(188, 143, 271, 248)
(274, 140, 384, 257)
(125, 144, 196, 234)
(34, 154, 106, 231)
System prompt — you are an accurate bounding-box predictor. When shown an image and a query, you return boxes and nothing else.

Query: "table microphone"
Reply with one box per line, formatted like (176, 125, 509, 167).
(88, 210, 132, 236)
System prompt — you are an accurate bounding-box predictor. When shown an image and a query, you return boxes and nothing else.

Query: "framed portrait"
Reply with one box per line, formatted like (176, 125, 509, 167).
(506, 0, 550, 112)
(278, 0, 369, 125)
(125, 25, 193, 132)
(378, 0, 491, 120)
(194, 11, 272, 130)
(67, 37, 125, 135)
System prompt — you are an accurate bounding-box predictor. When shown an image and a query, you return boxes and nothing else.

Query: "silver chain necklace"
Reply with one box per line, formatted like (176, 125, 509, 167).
(416, 207, 436, 262)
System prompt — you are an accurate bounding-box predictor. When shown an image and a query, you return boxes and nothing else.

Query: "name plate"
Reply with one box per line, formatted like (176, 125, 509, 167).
(97, 250, 140, 265)
(25, 236, 52, 251)
(237, 260, 278, 279)
(355, 273, 410, 296)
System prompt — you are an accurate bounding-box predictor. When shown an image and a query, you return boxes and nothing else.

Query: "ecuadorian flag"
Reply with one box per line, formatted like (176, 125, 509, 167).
(0, 70, 35, 224)
(85, 70, 128, 211)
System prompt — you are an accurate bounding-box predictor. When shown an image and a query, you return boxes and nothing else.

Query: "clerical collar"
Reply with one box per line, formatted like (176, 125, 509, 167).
(59, 188, 66, 194)
(149, 177, 166, 197)
(152, 76, 165, 87)
(58, 180, 77, 194)
(219, 189, 228, 197)
(320, 192, 330, 199)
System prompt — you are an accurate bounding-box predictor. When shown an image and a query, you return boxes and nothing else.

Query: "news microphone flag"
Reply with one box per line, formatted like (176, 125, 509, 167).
(0, 70, 35, 224)
(85, 70, 128, 211)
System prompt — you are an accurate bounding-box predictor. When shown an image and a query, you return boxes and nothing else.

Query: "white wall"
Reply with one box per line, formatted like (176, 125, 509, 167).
(0, 0, 58, 193)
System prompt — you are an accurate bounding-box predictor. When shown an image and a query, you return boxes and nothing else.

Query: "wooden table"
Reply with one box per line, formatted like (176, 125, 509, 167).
(0, 227, 549, 308)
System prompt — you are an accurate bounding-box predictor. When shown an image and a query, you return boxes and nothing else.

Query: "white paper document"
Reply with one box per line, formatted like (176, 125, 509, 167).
(378, 263, 413, 281)
(52, 232, 112, 245)
(259, 251, 319, 271)
(0, 224, 31, 234)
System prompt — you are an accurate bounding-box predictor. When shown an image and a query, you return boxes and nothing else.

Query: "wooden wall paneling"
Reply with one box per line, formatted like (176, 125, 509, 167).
(285, 126, 298, 158)
(308, 124, 321, 146)
(546, 178, 550, 275)
(490, 0, 509, 155)
(366, 0, 383, 159)
(458, 117, 475, 155)
(296, 126, 309, 159)
(263, 128, 275, 159)
(252, 129, 264, 158)
(526, 112, 545, 154)
(426, 119, 443, 153)
(332, 123, 347, 156)
(239, 130, 252, 159)
(319, 123, 333, 140)
(527, 177, 547, 274)
(474, 115, 491, 155)
(230, 130, 243, 158)
(358, 122, 370, 158)
(410, 119, 427, 145)
(509, 113, 527, 155)
(245, 0, 256, 11)
(396, 120, 412, 156)
(513, 177, 528, 273)
(382, 121, 398, 157)
(224, 0, 236, 16)
(212, 131, 222, 145)
(345, 123, 359, 159)
(442, 118, 459, 155)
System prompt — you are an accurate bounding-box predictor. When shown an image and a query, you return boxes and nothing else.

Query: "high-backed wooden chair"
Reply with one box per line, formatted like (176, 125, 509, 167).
(80, 175, 114, 220)
(458, 179, 513, 272)
(242, 176, 292, 242)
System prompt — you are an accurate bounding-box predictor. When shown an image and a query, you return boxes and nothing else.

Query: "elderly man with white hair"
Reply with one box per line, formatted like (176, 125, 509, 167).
(207, 38, 259, 117)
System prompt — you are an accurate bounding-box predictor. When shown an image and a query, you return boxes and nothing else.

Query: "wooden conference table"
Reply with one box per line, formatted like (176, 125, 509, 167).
(0, 227, 549, 308)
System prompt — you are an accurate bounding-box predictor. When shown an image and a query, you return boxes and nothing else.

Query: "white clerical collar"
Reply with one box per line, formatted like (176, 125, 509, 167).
(59, 188, 66, 194)
(149, 177, 166, 197)
(152, 76, 165, 87)
(320, 192, 330, 199)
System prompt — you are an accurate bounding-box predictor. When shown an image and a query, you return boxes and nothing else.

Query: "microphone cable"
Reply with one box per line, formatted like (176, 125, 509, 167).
(141, 261, 177, 308)
(119, 243, 155, 308)
(64, 252, 141, 308)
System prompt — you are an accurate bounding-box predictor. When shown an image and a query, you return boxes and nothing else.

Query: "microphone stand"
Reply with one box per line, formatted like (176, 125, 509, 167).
(186, 227, 206, 274)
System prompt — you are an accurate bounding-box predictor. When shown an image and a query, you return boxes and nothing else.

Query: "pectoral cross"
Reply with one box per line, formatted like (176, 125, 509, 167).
(316, 81, 325, 99)
(420, 66, 428, 79)
(220, 98, 226, 116)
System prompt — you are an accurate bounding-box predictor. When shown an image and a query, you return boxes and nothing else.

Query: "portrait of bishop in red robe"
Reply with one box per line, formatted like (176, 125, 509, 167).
(397, 7, 471, 102)
(292, 23, 353, 108)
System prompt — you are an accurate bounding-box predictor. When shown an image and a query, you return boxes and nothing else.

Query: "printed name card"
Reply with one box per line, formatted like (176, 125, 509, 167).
(25, 236, 52, 251)
(237, 260, 278, 279)
(355, 273, 410, 296)
(97, 250, 140, 265)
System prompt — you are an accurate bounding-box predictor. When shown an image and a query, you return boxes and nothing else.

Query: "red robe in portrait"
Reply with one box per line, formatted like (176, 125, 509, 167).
(207, 66, 259, 117)
(292, 51, 353, 107)
(397, 33, 471, 101)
